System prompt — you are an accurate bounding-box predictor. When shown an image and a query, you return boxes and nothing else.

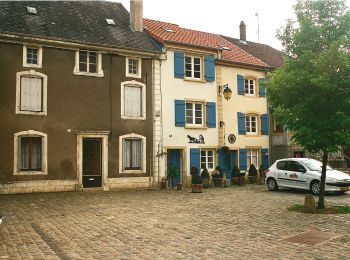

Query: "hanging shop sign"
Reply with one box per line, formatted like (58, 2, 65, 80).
(187, 134, 205, 144)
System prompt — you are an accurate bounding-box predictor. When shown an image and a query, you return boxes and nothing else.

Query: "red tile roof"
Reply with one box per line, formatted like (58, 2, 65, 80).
(144, 19, 268, 67)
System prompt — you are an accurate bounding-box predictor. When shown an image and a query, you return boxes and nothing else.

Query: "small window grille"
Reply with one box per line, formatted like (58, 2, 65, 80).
(27, 6, 37, 14)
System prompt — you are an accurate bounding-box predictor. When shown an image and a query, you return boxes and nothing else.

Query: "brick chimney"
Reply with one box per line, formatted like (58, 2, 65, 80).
(239, 21, 246, 41)
(130, 0, 143, 32)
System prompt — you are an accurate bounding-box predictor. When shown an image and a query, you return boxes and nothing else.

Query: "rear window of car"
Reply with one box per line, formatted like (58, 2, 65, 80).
(276, 161, 288, 170)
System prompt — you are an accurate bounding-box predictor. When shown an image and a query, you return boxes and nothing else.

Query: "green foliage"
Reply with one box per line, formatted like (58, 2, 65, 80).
(191, 174, 203, 184)
(248, 164, 258, 177)
(268, 0, 350, 154)
(259, 164, 266, 174)
(200, 167, 210, 179)
(231, 165, 240, 177)
(215, 165, 224, 178)
(168, 166, 179, 178)
(190, 166, 199, 176)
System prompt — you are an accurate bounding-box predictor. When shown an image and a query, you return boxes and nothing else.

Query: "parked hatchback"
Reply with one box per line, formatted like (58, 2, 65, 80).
(266, 158, 350, 195)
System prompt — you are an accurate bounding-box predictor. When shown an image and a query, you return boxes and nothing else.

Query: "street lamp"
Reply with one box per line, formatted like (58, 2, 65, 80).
(218, 84, 232, 101)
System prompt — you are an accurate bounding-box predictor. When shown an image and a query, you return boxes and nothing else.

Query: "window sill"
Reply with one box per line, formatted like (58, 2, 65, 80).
(185, 125, 207, 130)
(73, 71, 104, 78)
(245, 134, 263, 137)
(121, 115, 146, 121)
(126, 73, 141, 79)
(23, 63, 42, 69)
(14, 171, 47, 176)
(16, 110, 47, 116)
(184, 78, 207, 83)
(119, 170, 144, 174)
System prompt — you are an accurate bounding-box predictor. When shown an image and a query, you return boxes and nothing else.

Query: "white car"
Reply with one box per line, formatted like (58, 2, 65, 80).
(266, 158, 350, 195)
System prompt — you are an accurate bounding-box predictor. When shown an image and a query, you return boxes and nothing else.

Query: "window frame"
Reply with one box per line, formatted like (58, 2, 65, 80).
(245, 114, 258, 135)
(185, 101, 204, 127)
(244, 78, 256, 96)
(16, 70, 47, 116)
(23, 45, 42, 68)
(119, 133, 146, 174)
(14, 130, 48, 175)
(184, 55, 202, 80)
(247, 149, 259, 168)
(73, 49, 104, 77)
(201, 149, 215, 171)
(126, 57, 142, 78)
(121, 80, 146, 120)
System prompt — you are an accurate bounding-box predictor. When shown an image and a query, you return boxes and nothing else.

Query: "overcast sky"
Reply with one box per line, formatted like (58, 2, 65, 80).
(116, 0, 350, 50)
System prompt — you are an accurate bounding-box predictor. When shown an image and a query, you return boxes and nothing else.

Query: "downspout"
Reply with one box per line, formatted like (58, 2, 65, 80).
(265, 69, 272, 166)
(158, 59, 163, 187)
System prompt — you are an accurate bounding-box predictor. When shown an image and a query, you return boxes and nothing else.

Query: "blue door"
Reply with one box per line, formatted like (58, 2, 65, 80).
(167, 149, 181, 188)
(230, 150, 238, 177)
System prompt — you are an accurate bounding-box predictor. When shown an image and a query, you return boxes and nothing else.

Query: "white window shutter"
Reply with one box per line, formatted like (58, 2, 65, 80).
(124, 86, 141, 117)
(20, 77, 42, 112)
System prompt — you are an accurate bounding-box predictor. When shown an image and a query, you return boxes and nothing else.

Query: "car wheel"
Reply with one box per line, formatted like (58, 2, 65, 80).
(310, 180, 320, 196)
(267, 178, 278, 191)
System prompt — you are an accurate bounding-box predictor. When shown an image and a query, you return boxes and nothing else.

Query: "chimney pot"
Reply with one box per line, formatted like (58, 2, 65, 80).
(130, 0, 143, 32)
(239, 21, 246, 41)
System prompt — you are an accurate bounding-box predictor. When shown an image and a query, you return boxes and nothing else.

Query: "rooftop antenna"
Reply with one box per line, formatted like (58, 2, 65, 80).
(255, 11, 260, 42)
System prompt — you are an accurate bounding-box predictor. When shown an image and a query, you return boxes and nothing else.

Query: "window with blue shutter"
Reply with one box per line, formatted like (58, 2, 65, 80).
(261, 148, 269, 168)
(237, 112, 246, 135)
(174, 51, 184, 79)
(174, 100, 185, 127)
(206, 102, 216, 128)
(259, 78, 266, 97)
(237, 74, 245, 95)
(239, 149, 247, 170)
(190, 148, 201, 173)
(261, 114, 269, 135)
(204, 55, 215, 82)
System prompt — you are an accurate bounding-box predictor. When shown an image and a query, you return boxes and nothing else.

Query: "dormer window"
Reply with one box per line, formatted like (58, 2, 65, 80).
(26, 6, 37, 14)
(126, 57, 141, 78)
(23, 45, 42, 68)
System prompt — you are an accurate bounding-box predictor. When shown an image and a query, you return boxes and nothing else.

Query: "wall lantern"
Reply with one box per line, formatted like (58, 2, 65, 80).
(218, 84, 232, 101)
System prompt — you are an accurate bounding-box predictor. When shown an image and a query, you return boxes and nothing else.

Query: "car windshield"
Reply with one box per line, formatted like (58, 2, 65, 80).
(302, 159, 332, 171)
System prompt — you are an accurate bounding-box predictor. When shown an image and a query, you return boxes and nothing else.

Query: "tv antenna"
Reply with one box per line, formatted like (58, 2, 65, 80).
(255, 11, 260, 42)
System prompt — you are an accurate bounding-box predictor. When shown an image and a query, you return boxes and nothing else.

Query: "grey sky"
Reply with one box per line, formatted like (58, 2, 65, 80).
(116, 0, 350, 50)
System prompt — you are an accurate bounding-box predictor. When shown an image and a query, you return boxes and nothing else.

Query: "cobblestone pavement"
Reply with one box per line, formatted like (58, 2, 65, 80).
(0, 185, 349, 259)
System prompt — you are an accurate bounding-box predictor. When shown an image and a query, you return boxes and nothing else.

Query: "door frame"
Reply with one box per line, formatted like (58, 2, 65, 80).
(77, 131, 109, 190)
(165, 147, 186, 185)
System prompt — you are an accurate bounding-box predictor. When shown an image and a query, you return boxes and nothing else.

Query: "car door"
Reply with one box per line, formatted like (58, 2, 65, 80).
(288, 161, 308, 189)
(276, 160, 290, 187)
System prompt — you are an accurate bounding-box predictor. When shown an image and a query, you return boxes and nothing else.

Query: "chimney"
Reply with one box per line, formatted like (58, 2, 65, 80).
(130, 0, 143, 32)
(239, 21, 246, 41)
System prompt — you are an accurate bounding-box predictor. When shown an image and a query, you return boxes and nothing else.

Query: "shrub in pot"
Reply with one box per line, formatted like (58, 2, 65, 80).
(191, 168, 203, 193)
(248, 164, 258, 184)
(258, 164, 266, 185)
(201, 167, 210, 188)
(168, 166, 180, 189)
(231, 165, 240, 185)
(212, 165, 224, 187)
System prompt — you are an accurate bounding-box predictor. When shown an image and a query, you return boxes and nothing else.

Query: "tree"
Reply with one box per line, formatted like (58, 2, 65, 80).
(267, 0, 350, 209)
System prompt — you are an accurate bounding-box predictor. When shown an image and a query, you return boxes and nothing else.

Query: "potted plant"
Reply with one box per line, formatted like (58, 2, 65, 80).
(258, 164, 266, 185)
(248, 164, 258, 184)
(212, 165, 224, 187)
(191, 167, 203, 193)
(160, 177, 167, 189)
(238, 171, 246, 186)
(168, 166, 182, 190)
(231, 165, 240, 185)
(201, 167, 210, 188)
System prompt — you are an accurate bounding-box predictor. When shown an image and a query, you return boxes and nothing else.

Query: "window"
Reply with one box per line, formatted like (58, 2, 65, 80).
(186, 102, 203, 126)
(201, 150, 215, 170)
(185, 55, 201, 79)
(121, 81, 146, 120)
(246, 115, 257, 134)
(245, 79, 255, 95)
(247, 149, 259, 168)
(119, 134, 146, 173)
(23, 45, 42, 68)
(74, 50, 103, 77)
(16, 71, 47, 115)
(14, 130, 47, 175)
(126, 57, 141, 78)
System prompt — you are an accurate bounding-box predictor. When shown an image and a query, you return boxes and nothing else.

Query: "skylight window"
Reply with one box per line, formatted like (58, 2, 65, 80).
(163, 28, 175, 33)
(26, 6, 37, 14)
(221, 46, 230, 50)
(106, 19, 115, 25)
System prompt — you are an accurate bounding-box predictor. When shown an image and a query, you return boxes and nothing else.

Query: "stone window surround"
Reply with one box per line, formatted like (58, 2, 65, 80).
(126, 57, 142, 78)
(120, 80, 146, 120)
(73, 49, 104, 77)
(119, 133, 146, 174)
(23, 45, 43, 68)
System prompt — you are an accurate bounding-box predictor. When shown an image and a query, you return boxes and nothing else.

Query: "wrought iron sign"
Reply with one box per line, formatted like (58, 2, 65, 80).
(187, 134, 205, 144)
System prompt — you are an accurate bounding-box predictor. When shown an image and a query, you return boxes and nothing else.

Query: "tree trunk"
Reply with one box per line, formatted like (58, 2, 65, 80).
(318, 150, 328, 210)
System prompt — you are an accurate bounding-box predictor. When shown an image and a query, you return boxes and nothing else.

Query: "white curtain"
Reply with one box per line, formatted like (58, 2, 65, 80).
(19, 137, 42, 170)
(31, 138, 42, 170)
(20, 77, 42, 112)
(132, 140, 141, 168)
(124, 86, 141, 117)
(20, 137, 30, 170)
(123, 139, 142, 169)
(123, 140, 131, 168)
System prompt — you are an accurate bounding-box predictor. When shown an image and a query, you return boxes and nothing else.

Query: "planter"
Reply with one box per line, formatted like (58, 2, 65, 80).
(224, 179, 231, 187)
(248, 176, 258, 184)
(202, 179, 210, 188)
(177, 183, 183, 191)
(259, 176, 265, 185)
(212, 178, 223, 187)
(160, 180, 167, 189)
(237, 176, 245, 186)
(232, 176, 239, 185)
(192, 184, 203, 193)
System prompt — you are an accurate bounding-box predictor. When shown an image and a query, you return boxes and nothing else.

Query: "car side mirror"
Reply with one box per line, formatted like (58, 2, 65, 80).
(298, 168, 306, 173)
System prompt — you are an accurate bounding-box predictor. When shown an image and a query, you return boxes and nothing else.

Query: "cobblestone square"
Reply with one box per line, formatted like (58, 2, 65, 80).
(0, 186, 349, 259)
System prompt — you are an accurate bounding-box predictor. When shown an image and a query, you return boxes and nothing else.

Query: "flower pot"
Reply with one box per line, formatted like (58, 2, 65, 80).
(202, 179, 210, 188)
(192, 184, 203, 193)
(213, 178, 222, 187)
(224, 179, 231, 187)
(177, 183, 183, 191)
(248, 176, 257, 184)
(238, 176, 245, 186)
(160, 179, 167, 189)
(232, 176, 239, 185)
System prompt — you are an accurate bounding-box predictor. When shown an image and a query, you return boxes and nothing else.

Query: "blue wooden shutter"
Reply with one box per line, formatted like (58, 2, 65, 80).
(174, 51, 184, 79)
(259, 78, 266, 97)
(204, 55, 215, 82)
(206, 102, 216, 128)
(239, 149, 247, 170)
(218, 149, 226, 173)
(237, 74, 245, 95)
(261, 114, 269, 135)
(174, 100, 185, 127)
(190, 148, 200, 172)
(237, 112, 246, 135)
(261, 148, 269, 168)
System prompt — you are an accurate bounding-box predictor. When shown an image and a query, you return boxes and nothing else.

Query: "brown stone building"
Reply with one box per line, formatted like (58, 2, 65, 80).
(0, 1, 161, 193)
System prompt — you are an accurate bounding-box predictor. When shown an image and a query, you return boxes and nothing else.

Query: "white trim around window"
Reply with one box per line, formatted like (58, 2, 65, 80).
(126, 57, 142, 78)
(73, 50, 104, 77)
(246, 114, 258, 135)
(13, 130, 48, 175)
(121, 80, 146, 120)
(119, 133, 146, 174)
(23, 45, 43, 68)
(185, 55, 202, 80)
(185, 101, 204, 127)
(244, 78, 255, 96)
(16, 70, 47, 116)
(247, 149, 259, 168)
(201, 149, 215, 171)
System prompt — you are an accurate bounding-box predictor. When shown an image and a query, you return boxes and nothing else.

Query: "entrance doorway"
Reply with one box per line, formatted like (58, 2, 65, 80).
(82, 138, 102, 188)
(167, 149, 182, 188)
